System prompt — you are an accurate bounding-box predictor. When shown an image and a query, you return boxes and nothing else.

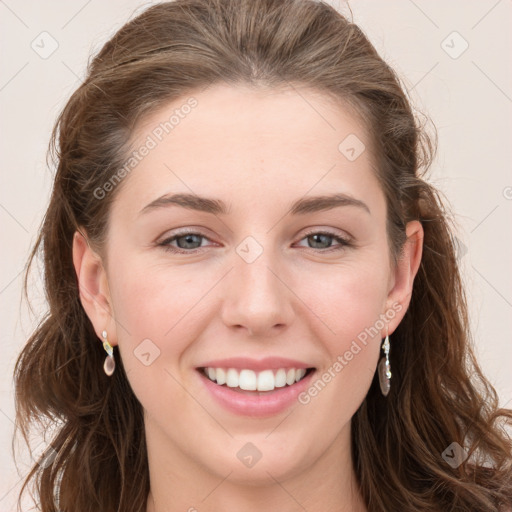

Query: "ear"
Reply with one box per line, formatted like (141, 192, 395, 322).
(383, 220, 424, 336)
(72, 229, 117, 346)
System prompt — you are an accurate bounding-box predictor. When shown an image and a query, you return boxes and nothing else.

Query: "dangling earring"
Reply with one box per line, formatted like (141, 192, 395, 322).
(102, 330, 116, 376)
(378, 328, 391, 396)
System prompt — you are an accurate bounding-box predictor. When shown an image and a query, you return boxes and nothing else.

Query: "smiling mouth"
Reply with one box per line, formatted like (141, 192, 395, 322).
(198, 367, 316, 393)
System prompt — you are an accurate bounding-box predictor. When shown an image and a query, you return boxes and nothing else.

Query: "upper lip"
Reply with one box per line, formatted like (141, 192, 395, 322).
(197, 357, 314, 372)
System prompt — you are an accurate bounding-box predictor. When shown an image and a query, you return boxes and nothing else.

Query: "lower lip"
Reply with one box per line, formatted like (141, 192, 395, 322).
(197, 369, 316, 417)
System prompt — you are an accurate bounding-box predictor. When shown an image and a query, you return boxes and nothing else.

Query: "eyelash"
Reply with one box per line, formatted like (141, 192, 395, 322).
(157, 229, 352, 254)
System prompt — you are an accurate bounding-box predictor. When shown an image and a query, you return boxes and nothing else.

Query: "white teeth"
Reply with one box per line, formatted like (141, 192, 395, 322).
(216, 368, 226, 385)
(275, 368, 287, 388)
(257, 370, 275, 391)
(202, 366, 310, 391)
(239, 369, 257, 390)
(226, 368, 239, 388)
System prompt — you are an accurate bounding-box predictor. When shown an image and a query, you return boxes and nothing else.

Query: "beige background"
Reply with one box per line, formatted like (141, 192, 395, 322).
(1, 0, 511, 509)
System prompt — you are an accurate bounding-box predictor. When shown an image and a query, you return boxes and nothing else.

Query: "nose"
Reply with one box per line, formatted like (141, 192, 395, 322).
(220, 246, 295, 338)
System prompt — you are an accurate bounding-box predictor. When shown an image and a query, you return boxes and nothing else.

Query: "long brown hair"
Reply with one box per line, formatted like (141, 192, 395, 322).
(13, 1, 512, 510)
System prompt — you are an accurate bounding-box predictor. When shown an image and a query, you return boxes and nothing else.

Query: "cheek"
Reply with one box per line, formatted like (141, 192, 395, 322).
(108, 262, 204, 421)
(107, 259, 196, 380)
(110, 256, 204, 340)
(294, 257, 389, 393)
(298, 257, 390, 340)
(294, 264, 388, 421)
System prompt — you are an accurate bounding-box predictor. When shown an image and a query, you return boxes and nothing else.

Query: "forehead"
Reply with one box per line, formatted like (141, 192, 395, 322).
(112, 83, 381, 219)
(133, 83, 368, 151)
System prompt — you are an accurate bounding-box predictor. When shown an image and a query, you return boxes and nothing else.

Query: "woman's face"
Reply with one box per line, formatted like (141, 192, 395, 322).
(75, 84, 421, 487)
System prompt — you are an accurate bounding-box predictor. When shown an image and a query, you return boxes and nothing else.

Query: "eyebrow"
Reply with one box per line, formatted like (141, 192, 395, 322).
(138, 192, 370, 216)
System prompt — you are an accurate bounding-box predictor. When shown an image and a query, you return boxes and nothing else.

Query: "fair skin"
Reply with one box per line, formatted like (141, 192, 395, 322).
(73, 84, 423, 512)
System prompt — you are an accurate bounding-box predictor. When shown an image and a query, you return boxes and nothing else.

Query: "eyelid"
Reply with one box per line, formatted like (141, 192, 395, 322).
(300, 227, 352, 243)
(156, 226, 214, 244)
(157, 228, 217, 249)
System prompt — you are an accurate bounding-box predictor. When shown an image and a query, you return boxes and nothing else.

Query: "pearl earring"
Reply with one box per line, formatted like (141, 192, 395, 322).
(102, 330, 116, 376)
